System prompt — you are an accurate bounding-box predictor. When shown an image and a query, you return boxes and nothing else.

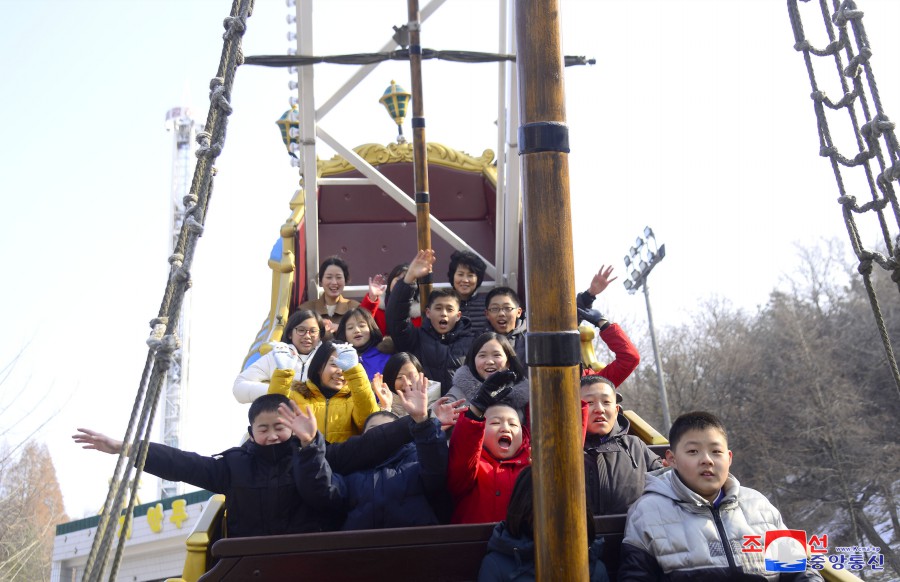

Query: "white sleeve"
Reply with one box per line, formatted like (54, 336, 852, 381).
(232, 351, 278, 403)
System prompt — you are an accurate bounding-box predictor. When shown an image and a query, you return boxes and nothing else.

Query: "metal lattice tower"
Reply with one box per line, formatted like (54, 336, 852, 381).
(160, 107, 201, 499)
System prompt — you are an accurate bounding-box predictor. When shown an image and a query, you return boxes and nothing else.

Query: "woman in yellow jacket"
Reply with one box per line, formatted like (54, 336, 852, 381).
(284, 340, 381, 442)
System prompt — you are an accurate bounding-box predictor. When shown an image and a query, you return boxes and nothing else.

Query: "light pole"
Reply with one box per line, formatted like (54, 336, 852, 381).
(624, 226, 672, 432)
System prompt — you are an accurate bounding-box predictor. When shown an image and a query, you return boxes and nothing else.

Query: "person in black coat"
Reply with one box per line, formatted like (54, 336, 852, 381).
(290, 370, 449, 530)
(73, 394, 418, 538)
(387, 249, 475, 394)
(448, 249, 489, 335)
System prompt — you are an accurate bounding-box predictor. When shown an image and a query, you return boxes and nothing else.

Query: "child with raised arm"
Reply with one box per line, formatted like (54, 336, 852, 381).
(288, 370, 450, 529)
(447, 370, 529, 524)
(73, 394, 421, 537)
(577, 265, 640, 386)
(620, 411, 823, 582)
(287, 340, 380, 442)
(386, 249, 475, 394)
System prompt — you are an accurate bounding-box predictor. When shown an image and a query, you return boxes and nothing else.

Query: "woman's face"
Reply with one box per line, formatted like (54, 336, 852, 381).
(321, 265, 346, 301)
(319, 353, 346, 390)
(343, 314, 371, 349)
(393, 362, 421, 394)
(452, 265, 478, 299)
(291, 317, 321, 354)
(474, 339, 509, 379)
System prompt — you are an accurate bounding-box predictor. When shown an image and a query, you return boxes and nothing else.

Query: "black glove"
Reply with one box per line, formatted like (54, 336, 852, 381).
(576, 290, 596, 311)
(469, 369, 518, 414)
(577, 307, 609, 330)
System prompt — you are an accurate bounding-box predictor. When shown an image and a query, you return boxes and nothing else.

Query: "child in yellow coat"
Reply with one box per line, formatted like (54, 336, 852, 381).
(269, 340, 380, 442)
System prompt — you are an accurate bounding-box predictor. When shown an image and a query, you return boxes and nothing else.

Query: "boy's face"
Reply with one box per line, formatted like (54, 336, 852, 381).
(666, 427, 733, 503)
(250, 410, 293, 446)
(425, 297, 461, 334)
(452, 265, 478, 299)
(485, 294, 522, 334)
(483, 405, 523, 460)
(580, 381, 619, 436)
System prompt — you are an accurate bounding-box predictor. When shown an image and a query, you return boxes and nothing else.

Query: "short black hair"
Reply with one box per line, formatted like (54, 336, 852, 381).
(335, 307, 384, 352)
(668, 411, 728, 451)
(248, 393, 291, 425)
(381, 352, 425, 393)
(505, 466, 596, 541)
(307, 341, 336, 388)
(363, 410, 399, 432)
(425, 287, 461, 310)
(485, 286, 521, 308)
(385, 262, 416, 306)
(466, 331, 526, 380)
(282, 309, 327, 343)
(579, 375, 621, 403)
(318, 256, 350, 283)
(447, 250, 487, 288)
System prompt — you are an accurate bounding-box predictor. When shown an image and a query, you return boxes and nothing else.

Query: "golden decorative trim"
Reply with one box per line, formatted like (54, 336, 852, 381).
(318, 142, 496, 184)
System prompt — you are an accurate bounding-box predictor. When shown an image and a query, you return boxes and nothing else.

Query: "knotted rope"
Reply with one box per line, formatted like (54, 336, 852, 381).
(787, 0, 900, 402)
(80, 1, 254, 580)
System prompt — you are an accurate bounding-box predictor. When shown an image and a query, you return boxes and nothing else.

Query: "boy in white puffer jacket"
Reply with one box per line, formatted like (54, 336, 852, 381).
(620, 411, 822, 582)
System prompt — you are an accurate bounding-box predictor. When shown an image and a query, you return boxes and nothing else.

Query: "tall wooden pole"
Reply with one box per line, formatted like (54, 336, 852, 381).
(407, 0, 433, 306)
(515, 1, 589, 580)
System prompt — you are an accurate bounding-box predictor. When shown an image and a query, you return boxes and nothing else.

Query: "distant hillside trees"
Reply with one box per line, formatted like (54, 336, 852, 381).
(620, 241, 900, 579)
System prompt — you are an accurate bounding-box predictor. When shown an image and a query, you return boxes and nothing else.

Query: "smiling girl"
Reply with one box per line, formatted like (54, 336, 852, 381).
(335, 308, 394, 381)
(446, 332, 530, 412)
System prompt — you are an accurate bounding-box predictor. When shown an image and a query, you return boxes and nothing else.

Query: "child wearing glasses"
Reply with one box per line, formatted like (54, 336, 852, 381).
(233, 310, 327, 404)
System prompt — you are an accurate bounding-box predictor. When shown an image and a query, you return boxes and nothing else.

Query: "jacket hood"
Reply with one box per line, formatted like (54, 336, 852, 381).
(507, 318, 526, 339)
(421, 314, 473, 343)
(485, 521, 535, 563)
(242, 436, 297, 463)
(644, 467, 741, 509)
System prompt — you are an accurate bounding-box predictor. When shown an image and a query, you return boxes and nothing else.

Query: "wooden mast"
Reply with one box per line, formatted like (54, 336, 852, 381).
(407, 0, 433, 306)
(515, 1, 589, 580)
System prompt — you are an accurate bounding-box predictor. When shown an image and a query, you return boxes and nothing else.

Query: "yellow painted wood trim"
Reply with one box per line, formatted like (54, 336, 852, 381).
(623, 410, 669, 445)
(318, 142, 497, 186)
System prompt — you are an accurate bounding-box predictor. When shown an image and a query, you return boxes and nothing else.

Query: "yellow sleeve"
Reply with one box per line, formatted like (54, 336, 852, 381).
(343, 364, 381, 431)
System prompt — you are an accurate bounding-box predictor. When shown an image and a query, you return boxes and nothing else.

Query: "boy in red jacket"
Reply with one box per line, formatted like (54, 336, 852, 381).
(446, 370, 529, 524)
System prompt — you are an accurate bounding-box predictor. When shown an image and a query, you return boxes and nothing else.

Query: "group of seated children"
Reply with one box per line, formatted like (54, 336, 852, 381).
(74, 252, 822, 581)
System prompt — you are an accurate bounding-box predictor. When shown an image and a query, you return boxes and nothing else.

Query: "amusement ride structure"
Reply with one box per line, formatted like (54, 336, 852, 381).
(50, 0, 900, 580)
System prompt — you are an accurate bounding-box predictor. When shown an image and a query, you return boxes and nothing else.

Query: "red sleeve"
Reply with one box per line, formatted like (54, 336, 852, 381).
(360, 294, 388, 336)
(447, 413, 485, 499)
(598, 323, 640, 387)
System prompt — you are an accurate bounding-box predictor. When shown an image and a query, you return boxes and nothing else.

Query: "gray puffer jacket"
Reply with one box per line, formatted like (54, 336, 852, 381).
(620, 470, 823, 582)
(446, 365, 531, 412)
(583, 413, 663, 516)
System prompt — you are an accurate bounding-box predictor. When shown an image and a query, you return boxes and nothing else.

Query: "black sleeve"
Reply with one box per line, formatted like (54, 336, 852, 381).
(618, 541, 664, 582)
(576, 290, 596, 311)
(386, 279, 420, 353)
(142, 442, 231, 494)
(325, 416, 416, 474)
(294, 432, 346, 509)
(411, 417, 448, 497)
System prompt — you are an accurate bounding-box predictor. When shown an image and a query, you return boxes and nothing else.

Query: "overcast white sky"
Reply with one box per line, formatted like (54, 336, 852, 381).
(1, 0, 898, 519)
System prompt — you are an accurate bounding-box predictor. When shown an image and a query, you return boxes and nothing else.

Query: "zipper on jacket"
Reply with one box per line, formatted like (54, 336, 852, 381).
(710, 505, 739, 574)
(323, 398, 330, 440)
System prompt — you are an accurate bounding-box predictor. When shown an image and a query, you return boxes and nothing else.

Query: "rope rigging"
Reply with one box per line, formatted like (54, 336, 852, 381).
(79, 0, 254, 579)
(787, 0, 900, 402)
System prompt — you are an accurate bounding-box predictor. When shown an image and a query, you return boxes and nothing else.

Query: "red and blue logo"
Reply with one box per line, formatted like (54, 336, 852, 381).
(764, 530, 808, 572)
